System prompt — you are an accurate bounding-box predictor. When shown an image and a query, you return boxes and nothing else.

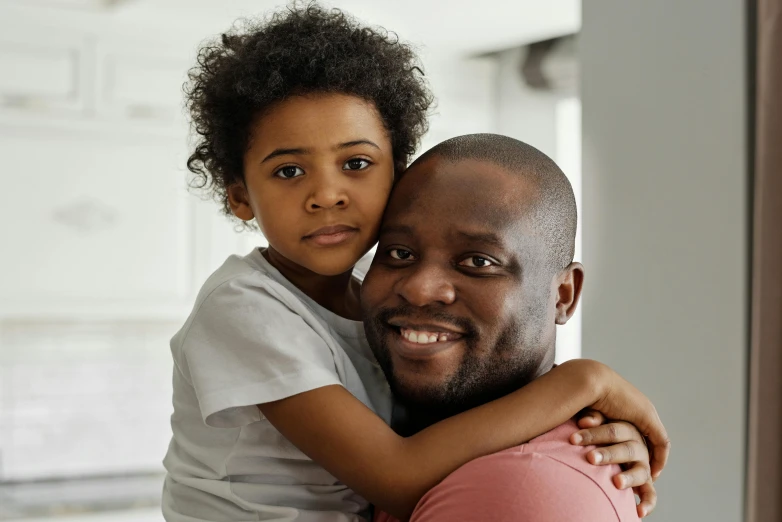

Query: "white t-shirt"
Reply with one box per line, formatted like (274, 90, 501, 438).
(162, 248, 392, 522)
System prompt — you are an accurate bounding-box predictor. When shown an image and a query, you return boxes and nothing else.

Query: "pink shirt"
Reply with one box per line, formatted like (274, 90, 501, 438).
(377, 420, 640, 522)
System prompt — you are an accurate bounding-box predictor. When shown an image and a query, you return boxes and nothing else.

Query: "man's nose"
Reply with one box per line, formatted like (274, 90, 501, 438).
(305, 170, 349, 211)
(395, 262, 456, 307)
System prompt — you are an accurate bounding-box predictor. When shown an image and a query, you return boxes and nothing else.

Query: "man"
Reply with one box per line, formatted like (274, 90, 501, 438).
(362, 134, 642, 521)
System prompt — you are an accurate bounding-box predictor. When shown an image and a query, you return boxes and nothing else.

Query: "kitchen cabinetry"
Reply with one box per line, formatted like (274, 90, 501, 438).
(0, 16, 261, 480)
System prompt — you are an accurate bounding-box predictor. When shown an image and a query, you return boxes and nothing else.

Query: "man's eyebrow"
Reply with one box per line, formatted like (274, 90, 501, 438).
(379, 224, 414, 235)
(336, 140, 381, 151)
(457, 230, 508, 248)
(261, 147, 311, 163)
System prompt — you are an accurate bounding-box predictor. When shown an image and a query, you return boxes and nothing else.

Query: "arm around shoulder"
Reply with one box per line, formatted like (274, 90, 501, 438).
(259, 360, 612, 520)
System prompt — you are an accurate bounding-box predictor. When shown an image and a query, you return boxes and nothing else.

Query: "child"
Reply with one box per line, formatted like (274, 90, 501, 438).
(163, 5, 668, 522)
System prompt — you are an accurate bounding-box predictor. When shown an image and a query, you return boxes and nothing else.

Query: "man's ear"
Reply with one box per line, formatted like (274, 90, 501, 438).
(227, 183, 255, 222)
(555, 262, 584, 325)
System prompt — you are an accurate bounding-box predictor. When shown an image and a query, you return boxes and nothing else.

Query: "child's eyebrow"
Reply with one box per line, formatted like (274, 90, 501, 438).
(261, 148, 310, 163)
(260, 140, 380, 164)
(336, 140, 381, 151)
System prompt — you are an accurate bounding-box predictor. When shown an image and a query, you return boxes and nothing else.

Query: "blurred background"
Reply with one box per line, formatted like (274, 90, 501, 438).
(1, 1, 778, 522)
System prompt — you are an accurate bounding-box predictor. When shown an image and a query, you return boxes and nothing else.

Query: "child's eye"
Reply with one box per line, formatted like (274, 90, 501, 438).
(343, 158, 371, 171)
(389, 248, 414, 260)
(459, 256, 495, 268)
(274, 166, 304, 179)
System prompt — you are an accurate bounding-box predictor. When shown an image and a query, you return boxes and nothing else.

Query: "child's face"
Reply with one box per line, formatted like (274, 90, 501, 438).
(230, 93, 394, 276)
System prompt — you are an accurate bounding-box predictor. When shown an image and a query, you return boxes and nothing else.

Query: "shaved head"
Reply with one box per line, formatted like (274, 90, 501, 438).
(412, 133, 577, 272)
(362, 134, 585, 431)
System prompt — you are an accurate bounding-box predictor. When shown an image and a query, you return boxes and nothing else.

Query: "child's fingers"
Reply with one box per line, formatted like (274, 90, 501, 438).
(587, 440, 649, 467)
(612, 460, 652, 489)
(576, 409, 605, 428)
(571, 421, 643, 446)
(634, 482, 657, 518)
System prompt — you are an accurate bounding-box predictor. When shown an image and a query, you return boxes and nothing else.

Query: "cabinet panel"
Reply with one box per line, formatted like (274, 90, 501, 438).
(0, 133, 195, 318)
(97, 46, 187, 124)
(0, 45, 76, 98)
(0, 35, 88, 116)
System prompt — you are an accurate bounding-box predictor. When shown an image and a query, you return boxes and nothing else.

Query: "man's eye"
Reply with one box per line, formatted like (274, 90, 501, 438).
(389, 248, 414, 260)
(274, 166, 304, 179)
(459, 256, 495, 268)
(344, 158, 371, 171)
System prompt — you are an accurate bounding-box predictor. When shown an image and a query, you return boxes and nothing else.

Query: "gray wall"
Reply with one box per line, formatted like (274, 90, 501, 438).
(580, 2, 748, 521)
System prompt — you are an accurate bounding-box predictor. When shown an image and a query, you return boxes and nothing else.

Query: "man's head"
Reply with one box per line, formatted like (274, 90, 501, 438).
(361, 134, 583, 420)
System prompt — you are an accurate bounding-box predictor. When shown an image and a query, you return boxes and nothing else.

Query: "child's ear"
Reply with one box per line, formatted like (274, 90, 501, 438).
(227, 183, 255, 221)
(555, 262, 584, 325)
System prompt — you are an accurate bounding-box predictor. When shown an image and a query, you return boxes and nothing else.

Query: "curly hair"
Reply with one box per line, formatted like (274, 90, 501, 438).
(185, 2, 434, 218)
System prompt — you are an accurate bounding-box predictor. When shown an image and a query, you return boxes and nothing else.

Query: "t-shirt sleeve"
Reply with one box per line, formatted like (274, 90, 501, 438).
(408, 451, 628, 522)
(179, 276, 343, 429)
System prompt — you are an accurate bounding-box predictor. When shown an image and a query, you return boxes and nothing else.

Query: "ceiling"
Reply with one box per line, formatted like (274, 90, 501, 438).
(1, 0, 580, 57)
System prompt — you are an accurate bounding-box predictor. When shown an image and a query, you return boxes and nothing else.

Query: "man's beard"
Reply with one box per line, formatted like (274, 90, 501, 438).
(365, 304, 548, 429)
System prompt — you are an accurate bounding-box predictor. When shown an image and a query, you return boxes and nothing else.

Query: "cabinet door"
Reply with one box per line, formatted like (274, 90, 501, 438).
(0, 131, 196, 319)
(95, 41, 188, 127)
(0, 30, 89, 118)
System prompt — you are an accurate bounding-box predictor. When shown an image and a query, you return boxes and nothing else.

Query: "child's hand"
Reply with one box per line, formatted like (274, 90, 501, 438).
(577, 360, 670, 478)
(556, 360, 670, 518)
(571, 410, 657, 518)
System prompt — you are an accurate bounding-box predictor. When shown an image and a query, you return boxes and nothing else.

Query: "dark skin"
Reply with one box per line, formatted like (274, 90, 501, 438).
(362, 156, 659, 517)
(228, 93, 395, 319)
(226, 94, 668, 519)
(363, 160, 562, 406)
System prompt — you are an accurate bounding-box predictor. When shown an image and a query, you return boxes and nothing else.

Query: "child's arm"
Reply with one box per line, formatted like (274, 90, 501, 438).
(260, 358, 668, 521)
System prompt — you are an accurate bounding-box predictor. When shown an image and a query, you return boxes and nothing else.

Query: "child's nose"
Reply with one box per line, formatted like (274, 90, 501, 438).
(306, 174, 350, 211)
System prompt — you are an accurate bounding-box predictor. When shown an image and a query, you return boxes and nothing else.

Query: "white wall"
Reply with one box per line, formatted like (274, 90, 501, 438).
(580, 2, 748, 521)
(418, 54, 498, 152)
(553, 97, 582, 363)
(494, 47, 560, 157)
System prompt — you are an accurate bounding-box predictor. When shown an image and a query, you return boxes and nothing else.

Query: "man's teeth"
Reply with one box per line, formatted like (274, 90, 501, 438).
(401, 328, 450, 344)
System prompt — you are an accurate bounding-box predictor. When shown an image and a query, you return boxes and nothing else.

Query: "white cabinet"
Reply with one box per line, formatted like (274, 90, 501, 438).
(0, 30, 90, 118)
(0, 128, 263, 320)
(95, 42, 189, 125)
(0, 14, 263, 481)
(0, 25, 191, 136)
(0, 132, 196, 319)
(0, 19, 263, 320)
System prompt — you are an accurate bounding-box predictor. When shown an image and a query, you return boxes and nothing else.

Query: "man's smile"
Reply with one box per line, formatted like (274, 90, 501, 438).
(385, 318, 469, 359)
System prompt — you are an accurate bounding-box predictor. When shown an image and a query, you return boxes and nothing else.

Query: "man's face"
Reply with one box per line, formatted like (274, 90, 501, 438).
(362, 156, 560, 414)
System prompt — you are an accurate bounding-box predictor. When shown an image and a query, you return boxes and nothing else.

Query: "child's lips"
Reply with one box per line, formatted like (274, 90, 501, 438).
(303, 224, 359, 246)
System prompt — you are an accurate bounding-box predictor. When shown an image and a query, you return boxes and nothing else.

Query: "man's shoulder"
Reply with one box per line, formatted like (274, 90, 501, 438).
(518, 419, 596, 466)
(453, 420, 594, 478)
(409, 421, 639, 522)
